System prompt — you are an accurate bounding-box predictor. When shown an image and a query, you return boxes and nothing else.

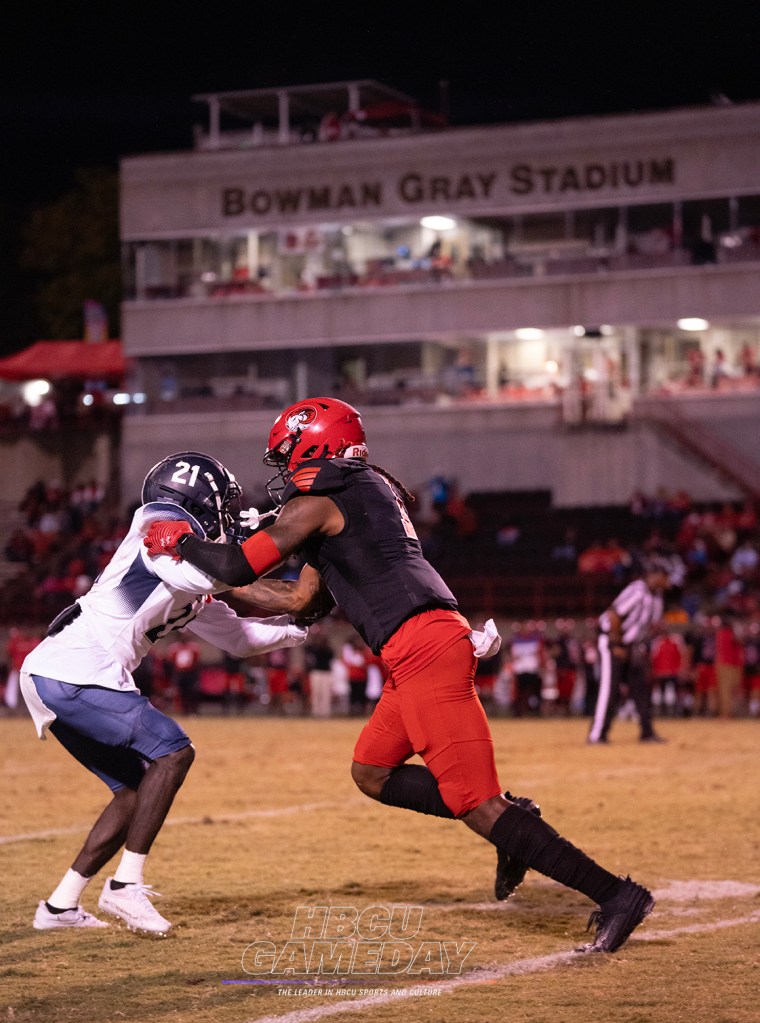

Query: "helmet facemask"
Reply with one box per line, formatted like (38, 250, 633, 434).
(202, 471, 244, 543)
(263, 435, 298, 506)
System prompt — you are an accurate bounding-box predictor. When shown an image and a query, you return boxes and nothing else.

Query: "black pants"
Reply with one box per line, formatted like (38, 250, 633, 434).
(588, 636, 654, 741)
(513, 672, 542, 716)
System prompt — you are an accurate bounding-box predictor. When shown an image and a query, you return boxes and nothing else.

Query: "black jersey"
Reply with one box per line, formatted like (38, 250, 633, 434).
(281, 458, 458, 653)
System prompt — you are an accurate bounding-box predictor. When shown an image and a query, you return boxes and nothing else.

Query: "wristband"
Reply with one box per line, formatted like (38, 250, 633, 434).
(176, 532, 194, 555)
(241, 530, 282, 576)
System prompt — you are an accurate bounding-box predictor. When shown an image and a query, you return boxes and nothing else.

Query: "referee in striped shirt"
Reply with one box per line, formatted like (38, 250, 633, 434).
(588, 558, 671, 745)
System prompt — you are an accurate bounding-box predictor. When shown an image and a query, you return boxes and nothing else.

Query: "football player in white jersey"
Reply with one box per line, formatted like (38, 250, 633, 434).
(21, 452, 308, 934)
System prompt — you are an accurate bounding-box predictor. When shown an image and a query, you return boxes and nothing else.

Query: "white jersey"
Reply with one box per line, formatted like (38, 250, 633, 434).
(22, 502, 307, 735)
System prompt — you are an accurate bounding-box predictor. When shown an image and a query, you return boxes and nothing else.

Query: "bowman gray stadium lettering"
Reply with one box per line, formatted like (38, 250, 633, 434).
(222, 158, 675, 216)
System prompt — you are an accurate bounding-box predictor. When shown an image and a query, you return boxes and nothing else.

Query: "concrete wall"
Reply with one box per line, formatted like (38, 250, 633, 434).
(3, 432, 113, 504)
(120, 396, 753, 509)
(5, 395, 752, 510)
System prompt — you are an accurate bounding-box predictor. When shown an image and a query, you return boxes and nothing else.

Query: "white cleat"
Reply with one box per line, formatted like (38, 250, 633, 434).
(98, 877, 172, 934)
(33, 900, 109, 930)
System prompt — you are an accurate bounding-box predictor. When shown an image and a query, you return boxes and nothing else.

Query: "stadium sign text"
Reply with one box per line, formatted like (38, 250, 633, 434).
(240, 904, 477, 977)
(221, 157, 675, 217)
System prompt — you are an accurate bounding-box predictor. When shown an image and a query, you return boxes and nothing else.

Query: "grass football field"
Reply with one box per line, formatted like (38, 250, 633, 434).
(1, 714, 758, 1023)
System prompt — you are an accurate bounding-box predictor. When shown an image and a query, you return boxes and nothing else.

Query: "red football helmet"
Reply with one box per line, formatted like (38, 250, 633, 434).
(264, 396, 368, 500)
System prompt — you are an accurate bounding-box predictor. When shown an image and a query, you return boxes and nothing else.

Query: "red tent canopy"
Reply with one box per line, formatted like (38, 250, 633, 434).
(0, 340, 127, 382)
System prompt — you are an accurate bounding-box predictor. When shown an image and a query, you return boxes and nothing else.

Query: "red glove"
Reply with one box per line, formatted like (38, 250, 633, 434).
(144, 520, 194, 561)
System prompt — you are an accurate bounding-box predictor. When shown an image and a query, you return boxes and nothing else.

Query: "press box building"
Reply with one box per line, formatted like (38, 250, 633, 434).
(119, 81, 760, 507)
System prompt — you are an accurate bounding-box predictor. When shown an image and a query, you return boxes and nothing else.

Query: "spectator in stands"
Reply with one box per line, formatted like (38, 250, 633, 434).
(221, 651, 248, 714)
(577, 539, 608, 575)
(581, 622, 599, 716)
(709, 348, 729, 389)
(714, 614, 744, 718)
(29, 395, 59, 431)
(736, 502, 759, 539)
(5, 528, 34, 563)
(496, 522, 521, 547)
(606, 538, 633, 582)
(730, 539, 759, 580)
(683, 536, 711, 581)
(685, 348, 706, 387)
(650, 626, 688, 716)
(474, 633, 503, 712)
(578, 538, 631, 578)
(166, 634, 202, 716)
(428, 473, 452, 513)
(739, 342, 758, 378)
(743, 621, 760, 717)
(131, 652, 158, 701)
(547, 618, 581, 716)
(3, 626, 41, 713)
(34, 567, 79, 615)
(687, 615, 718, 716)
(342, 634, 370, 716)
(713, 503, 739, 556)
(510, 621, 545, 717)
(364, 650, 387, 711)
(266, 647, 291, 715)
(444, 484, 478, 538)
(550, 528, 578, 571)
(304, 626, 335, 718)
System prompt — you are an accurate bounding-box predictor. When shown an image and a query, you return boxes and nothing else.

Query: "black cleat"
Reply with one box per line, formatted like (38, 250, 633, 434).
(579, 876, 655, 953)
(494, 792, 542, 901)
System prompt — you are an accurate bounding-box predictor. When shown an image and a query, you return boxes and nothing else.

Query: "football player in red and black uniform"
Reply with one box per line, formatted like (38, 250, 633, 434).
(145, 397, 654, 953)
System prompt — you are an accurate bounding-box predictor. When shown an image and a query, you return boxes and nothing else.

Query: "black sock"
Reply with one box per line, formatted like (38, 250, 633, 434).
(45, 901, 74, 914)
(379, 765, 456, 818)
(488, 804, 622, 905)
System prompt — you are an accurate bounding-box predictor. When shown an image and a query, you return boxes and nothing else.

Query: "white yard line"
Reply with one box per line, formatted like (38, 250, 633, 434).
(423, 878, 760, 913)
(0, 801, 340, 846)
(245, 909, 760, 1023)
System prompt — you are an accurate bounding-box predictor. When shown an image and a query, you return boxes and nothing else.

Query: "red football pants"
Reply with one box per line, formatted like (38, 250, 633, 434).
(353, 630, 502, 817)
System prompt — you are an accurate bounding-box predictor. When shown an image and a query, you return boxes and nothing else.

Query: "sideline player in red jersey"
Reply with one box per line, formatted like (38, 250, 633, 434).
(144, 398, 654, 953)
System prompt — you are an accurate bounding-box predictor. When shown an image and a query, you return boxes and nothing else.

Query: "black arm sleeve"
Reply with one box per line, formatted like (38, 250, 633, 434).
(176, 534, 257, 586)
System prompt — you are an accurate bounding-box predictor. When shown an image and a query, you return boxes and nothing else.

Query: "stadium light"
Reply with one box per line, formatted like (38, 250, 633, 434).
(677, 318, 709, 331)
(515, 328, 545, 341)
(22, 379, 51, 407)
(420, 216, 457, 231)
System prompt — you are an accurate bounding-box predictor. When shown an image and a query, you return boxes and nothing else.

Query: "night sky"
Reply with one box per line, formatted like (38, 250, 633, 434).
(1, 2, 758, 353)
(3, 1, 759, 200)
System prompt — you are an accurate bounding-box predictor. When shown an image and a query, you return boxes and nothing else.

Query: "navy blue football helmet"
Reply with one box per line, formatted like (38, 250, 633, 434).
(142, 451, 244, 542)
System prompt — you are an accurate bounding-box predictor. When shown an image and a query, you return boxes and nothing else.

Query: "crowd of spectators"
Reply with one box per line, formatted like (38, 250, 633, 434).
(2, 478, 125, 622)
(471, 613, 760, 721)
(2, 475, 759, 720)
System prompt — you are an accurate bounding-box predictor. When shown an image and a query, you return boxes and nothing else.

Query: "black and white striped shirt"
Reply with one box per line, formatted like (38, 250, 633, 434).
(599, 579, 663, 646)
